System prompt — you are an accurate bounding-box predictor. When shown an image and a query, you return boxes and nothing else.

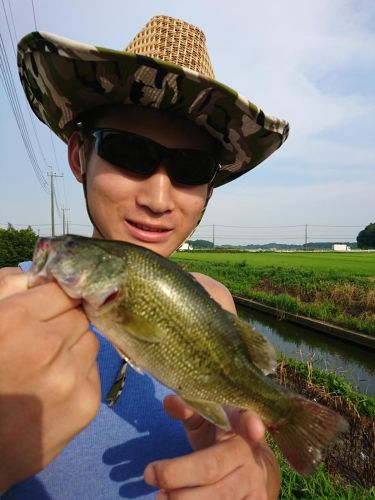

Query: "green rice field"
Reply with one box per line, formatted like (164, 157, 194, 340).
(172, 251, 375, 335)
(173, 251, 375, 277)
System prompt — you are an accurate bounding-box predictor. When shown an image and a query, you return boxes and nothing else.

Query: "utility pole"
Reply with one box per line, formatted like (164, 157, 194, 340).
(305, 224, 308, 249)
(47, 172, 63, 237)
(212, 224, 215, 249)
(62, 208, 70, 235)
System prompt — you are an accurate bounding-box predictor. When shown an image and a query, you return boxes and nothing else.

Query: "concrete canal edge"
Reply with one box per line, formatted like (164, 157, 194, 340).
(233, 295, 375, 350)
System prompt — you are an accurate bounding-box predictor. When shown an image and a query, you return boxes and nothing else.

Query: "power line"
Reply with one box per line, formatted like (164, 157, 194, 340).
(5, 0, 51, 172)
(2, 0, 53, 193)
(6, 0, 17, 47)
(207, 224, 364, 229)
(214, 224, 305, 228)
(2, 0, 66, 218)
(0, 221, 365, 243)
(0, 28, 48, 192)
(31, 0, 37, 31)
(2, 0, 16, 57)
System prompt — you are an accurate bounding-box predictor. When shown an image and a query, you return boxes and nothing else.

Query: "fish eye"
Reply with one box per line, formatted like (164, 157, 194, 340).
(65, 238, 78, 249)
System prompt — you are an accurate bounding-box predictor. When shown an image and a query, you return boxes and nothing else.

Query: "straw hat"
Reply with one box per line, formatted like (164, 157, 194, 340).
(17, 15, 289, 187)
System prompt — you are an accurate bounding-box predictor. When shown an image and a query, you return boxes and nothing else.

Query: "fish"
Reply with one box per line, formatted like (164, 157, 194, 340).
(28, 234, 349, 475)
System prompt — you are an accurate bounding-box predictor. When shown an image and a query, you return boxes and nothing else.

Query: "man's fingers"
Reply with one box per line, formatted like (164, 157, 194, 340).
(155, 464, 258, 500)
(0, 272, 28, 300)
(46, 307, 90, 349)
(163, 395, 196, 421)
(144, 436, 251, 490)
(70, 330, 100, 376)
(164, 396, 265, 444)
(227, 409, 265, 444)
(11, 282, 81, 321)
(0, 267, 22, 277)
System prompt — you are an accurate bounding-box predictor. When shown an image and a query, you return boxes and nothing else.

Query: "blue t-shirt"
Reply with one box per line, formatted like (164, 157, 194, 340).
(3, 263, 192, 499)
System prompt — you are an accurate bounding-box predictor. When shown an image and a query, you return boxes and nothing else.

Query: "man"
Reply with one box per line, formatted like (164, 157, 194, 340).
(0, 15, 288, 499)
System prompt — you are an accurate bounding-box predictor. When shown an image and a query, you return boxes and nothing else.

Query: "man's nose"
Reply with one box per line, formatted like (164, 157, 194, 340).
(135, 166, 176, 214)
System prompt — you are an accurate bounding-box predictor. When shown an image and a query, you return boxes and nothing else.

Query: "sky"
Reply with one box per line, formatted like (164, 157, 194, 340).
(0, 0, 374, 245)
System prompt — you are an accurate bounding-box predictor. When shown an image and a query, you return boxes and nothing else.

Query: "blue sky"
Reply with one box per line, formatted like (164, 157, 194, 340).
(1, 0, 374, 245)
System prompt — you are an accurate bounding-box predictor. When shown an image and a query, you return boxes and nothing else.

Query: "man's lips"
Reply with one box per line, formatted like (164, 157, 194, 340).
(125, 219, 173, 242)
(127, 220, 170, 233)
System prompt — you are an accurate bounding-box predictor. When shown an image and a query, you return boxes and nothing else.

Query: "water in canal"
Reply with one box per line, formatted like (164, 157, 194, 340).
(237, 304, 375, 396)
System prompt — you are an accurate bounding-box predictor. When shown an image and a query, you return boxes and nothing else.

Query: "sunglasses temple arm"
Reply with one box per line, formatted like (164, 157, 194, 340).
(76, 122, 88, 175)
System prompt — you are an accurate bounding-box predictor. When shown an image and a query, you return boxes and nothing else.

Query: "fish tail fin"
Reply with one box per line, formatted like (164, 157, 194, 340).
(268, 396, 349, 475)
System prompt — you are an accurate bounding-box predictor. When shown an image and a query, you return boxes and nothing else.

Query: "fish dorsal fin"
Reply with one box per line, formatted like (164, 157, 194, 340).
(229, 313, 277, 375)
(123, 310, 166, 343)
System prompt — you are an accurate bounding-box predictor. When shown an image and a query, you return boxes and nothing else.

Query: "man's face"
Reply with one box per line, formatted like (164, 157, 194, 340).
(70, 106, 216, 257)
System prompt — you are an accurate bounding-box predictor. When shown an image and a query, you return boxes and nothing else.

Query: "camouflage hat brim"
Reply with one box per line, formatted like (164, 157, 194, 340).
(17, 31, 289, 188)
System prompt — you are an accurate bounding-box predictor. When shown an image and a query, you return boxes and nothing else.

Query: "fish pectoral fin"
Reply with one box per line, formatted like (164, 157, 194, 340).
(123, 312, 165, 343)
(230, 313, 277, 375)
(181, 397, 231, 431)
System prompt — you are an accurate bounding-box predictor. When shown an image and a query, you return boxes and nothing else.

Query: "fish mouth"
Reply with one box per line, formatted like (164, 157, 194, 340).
(28, 238, 53, 286)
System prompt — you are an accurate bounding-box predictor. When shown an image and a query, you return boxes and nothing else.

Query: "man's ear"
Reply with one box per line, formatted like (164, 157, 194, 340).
(68, 132, 84, 183)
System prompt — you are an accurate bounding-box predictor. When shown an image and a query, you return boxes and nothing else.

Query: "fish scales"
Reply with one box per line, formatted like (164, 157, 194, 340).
(117, 244, 279, 413)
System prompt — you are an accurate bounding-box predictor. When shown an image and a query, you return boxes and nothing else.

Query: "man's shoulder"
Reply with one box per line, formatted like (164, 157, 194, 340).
(190, 272, 236, 314)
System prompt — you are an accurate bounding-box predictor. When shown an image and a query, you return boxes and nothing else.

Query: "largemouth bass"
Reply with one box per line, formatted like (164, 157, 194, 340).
(29, 235, 348, 475)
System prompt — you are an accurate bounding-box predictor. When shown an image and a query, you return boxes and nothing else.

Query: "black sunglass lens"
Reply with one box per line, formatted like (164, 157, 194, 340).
(172, 151, 217, 185)
(96, 131, 159, 175)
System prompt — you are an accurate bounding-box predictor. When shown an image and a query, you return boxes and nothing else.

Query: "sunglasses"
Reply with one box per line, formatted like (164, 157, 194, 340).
(88, 128, 220, 186)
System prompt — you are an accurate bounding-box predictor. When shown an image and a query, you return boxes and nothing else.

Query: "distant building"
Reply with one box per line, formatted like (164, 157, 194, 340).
(178, 242, 193, 251)
(332, 244, 351, 252)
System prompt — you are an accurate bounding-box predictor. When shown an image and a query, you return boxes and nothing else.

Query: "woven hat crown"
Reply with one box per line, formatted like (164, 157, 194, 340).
(125, 15, 215, 79)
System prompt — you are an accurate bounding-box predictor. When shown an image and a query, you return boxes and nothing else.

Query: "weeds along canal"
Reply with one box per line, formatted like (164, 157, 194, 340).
(237, 304, 375, 396)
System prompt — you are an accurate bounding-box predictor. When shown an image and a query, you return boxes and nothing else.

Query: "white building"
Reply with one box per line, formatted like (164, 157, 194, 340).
(332, 244, 351, 252)
(178, 242, 193, 251)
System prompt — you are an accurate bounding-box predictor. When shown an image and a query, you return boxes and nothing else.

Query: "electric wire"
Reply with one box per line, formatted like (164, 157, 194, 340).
(31, 0, 37, 31)
(3, 0, 50, 173)
(0, 24, 48, 192)
(6, 0, 17, 49)
(0, 222, 365, 244)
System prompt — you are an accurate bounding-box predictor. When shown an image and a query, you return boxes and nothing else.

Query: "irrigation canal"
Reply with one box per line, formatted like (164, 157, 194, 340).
(236, 304, 375, 396)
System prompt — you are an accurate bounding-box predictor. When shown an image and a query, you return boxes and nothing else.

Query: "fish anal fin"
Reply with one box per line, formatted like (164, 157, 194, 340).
(182, 397, 231, 431)
(230, 314, 277, 375)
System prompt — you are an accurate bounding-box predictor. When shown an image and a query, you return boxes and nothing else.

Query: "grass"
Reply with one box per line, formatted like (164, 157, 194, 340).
(172, 253, 375, 335)
(273, 358, 375, 498)
(278, 356, 375, 418)
(276, 457, 374, 499)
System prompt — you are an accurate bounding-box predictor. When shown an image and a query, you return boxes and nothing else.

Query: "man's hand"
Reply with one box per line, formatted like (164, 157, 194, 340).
(144, 395, 280, 500)
(0, 269, 101, 492)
